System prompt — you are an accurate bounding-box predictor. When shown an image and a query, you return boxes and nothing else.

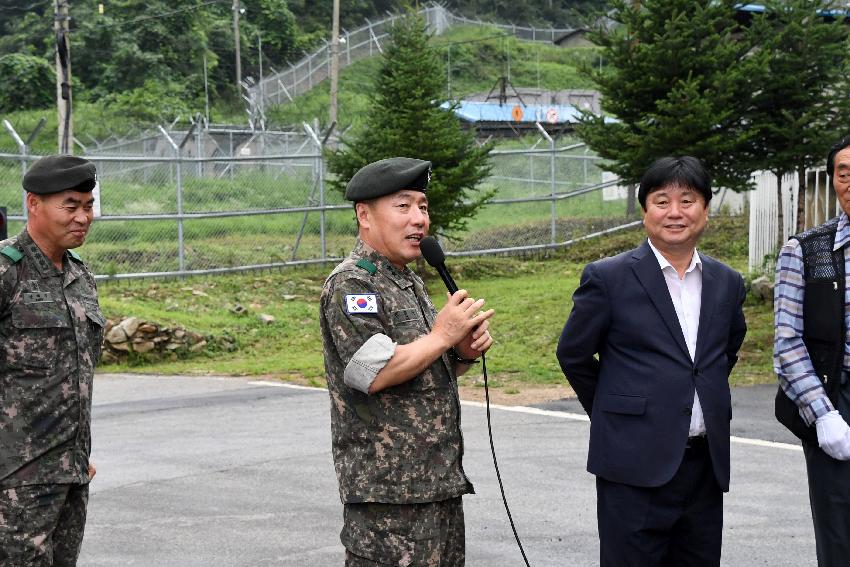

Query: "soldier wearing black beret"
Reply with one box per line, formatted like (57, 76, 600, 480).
(0, 154, 104, 566)
(320, 157, 495, 565)
(344, 156, 432, 201)
(22, 154, 98, 195)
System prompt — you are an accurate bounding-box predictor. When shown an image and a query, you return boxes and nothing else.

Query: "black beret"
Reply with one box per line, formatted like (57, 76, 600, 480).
(23, 155, 97, 195)
(345, 157, 431, 201)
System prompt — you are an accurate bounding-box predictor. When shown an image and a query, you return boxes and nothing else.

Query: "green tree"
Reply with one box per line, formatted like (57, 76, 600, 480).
(101, 79, 198, 123)
(246, 0, 299, 64)
(72, 0, 219, 98)
(326, 12, 493, 238)
(745, 0, 850, 242)
(576, 0, 767, 211)
(0, 0, 301, 112)
(0, 54, 54, 113)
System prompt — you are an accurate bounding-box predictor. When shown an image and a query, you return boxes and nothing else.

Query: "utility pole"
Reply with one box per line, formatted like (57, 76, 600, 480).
(54, 0, 72, 154)
(233, 0, 242, 93)
(329, 0, 341, 129)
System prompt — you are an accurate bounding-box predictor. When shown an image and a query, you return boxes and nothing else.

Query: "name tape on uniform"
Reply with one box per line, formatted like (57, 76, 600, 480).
(346, 294, 378, 314)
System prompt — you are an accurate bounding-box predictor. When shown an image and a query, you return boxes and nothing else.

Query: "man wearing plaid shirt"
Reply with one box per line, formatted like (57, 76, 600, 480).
(774, 134, 850, 566)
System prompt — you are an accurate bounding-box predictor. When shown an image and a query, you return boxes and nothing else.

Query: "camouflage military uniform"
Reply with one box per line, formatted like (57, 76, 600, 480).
(320, 240, 473, 566)
(0, 230, 104, 566)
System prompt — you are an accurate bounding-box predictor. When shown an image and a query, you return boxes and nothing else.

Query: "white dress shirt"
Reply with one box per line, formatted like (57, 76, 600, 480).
(647, 239, 706, 437)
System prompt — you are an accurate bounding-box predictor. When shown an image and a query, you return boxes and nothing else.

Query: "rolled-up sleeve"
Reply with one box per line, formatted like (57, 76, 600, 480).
(774, 239, 834, 425)
(322, 274, 399, 394)
(344, 333, 397, 393)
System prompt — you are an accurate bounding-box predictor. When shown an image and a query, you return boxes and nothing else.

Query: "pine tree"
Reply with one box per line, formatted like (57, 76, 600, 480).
(744, 0, 850, 241)
(576, 0, 767, 198)
(325, 12, 493, 238)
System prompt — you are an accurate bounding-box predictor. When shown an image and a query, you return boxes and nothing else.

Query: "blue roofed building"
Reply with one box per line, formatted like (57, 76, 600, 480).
(734, 2, 850, 25)
(442, 88, 602, 137)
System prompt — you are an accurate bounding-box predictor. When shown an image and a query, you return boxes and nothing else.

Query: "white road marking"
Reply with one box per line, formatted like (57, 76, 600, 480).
(461, 401, 803, 452)
(248, 380, 326, 392)
(462, 400, 590, 421)
(247, 381, 803, 452)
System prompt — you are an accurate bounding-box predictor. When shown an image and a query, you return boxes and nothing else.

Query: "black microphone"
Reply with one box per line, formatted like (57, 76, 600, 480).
(420, 236, 458, 294)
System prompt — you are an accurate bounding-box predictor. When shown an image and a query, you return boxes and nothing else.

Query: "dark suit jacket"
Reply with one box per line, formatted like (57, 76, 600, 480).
(556, 241, 747, 491)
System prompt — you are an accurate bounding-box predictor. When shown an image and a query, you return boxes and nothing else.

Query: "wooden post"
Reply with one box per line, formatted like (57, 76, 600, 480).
(55, 0, 72, 154)
(329, 0, 340, 127)
(233, 0, 242, 93)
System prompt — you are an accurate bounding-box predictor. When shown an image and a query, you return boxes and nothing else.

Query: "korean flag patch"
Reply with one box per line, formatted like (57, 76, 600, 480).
(346, 294, 378, 314)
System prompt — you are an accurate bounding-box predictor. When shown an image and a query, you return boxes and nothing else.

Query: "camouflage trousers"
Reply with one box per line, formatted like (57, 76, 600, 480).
(342, 497, 465, 567)
(0, 483, 89, 567)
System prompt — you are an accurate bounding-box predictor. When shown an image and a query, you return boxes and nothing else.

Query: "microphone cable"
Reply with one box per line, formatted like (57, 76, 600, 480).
(480, 352, 532, 567)
(419, 235, 531, 564)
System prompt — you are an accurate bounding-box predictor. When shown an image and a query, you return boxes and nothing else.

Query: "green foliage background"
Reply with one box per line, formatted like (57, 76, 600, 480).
(576, 0, 850, 193)
(325, 14, 494, 238)
(0, 0, 605, 118)
(0, 54, 54, 112)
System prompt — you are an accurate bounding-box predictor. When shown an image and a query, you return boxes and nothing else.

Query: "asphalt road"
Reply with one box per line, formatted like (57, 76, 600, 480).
(79, 375, 815, 567)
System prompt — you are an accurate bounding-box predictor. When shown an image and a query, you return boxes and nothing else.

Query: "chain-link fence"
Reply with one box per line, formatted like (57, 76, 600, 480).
(248, 3, 573, 119)
(0, 133, 649, 279)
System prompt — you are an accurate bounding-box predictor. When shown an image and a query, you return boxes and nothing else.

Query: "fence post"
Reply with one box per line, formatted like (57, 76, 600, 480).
(583, 147, 589, 185)
(550, 138, 557, 244)
(196, 117, 203, 177)
(3, 120, 29, 220)
(345, 30, 351, 65)
(176, 151, 184, 271)
(158, 126, 185, 272)
(292, 122, 325, 261)
(535, 122, 557, 245)
(319, 146, 327, 261)
(229, 131, 235, 182)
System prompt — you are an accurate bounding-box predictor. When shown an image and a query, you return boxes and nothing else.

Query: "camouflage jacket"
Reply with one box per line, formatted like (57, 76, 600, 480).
(0, 230, 105, 486)
(320, 240, 473, 504)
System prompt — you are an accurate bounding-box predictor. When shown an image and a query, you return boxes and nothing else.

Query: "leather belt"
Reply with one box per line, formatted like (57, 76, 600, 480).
(685, 435, 708, 451)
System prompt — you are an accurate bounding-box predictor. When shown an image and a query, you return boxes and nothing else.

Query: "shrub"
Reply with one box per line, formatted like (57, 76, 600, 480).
(0, 54, 54, 113)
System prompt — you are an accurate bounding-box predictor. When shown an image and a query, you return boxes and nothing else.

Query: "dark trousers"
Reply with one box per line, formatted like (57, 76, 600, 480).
(803, 377, 850, 567)
(596, 440, 723, 567)
(803, 441, 850, 567)
(342, 497, 465, 566)
(0, 482, 89, 567)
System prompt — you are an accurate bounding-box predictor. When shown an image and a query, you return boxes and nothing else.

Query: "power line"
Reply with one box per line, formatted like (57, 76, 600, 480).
(0, 0, 49, 13)
(73, 0, 229, 32)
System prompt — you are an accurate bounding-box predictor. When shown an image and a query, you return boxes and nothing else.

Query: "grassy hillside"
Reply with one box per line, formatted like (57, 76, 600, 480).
(95, 215, 773, 393)
(268, 24, 599, 131)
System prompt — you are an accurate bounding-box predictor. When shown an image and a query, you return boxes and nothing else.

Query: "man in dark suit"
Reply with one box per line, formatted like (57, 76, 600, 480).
(556, 156, 747, 567)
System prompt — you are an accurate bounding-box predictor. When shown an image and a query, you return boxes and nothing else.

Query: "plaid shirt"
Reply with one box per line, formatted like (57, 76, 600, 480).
(774, 213, 850, 425)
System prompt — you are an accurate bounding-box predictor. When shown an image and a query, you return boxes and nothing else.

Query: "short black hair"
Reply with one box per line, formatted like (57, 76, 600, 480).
(826, 135, 850, 178)
(638, 156, 712, 210)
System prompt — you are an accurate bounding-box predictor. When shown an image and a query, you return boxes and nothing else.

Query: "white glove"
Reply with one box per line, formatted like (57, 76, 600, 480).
(815, 411, 850, 460)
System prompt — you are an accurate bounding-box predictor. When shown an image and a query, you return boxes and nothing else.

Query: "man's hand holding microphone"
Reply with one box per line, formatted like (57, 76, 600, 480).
(433, 289, 494, 363)
(421, 236, 494, 365)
